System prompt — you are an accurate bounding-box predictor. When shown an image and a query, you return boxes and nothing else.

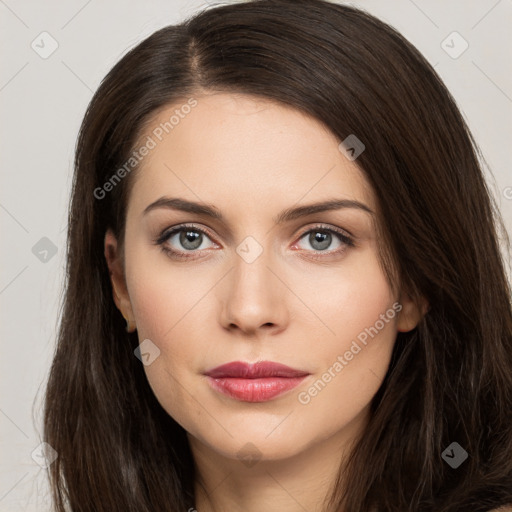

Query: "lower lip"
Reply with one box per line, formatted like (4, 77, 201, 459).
(206, 376, 308, 402)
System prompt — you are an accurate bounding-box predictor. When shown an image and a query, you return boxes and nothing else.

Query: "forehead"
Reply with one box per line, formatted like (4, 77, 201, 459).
(127, 92, 375, 220)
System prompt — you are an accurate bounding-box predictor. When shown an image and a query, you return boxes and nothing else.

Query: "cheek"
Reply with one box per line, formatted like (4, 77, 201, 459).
(292, 247, 398, 413)
(124, 249, 216, 429)
(128, 273, 201, 432)
(293, 243, 397, 360)
(126, 241, 209, 343)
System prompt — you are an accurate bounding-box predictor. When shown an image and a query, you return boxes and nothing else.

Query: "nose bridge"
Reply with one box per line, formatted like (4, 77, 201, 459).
(231, 234, 276, 302)
(219, 232, 288, 333)
(230, 221, 274, 281)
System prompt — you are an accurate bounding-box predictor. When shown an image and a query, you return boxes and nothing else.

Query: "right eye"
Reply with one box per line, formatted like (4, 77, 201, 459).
(154, 224, 219, 259)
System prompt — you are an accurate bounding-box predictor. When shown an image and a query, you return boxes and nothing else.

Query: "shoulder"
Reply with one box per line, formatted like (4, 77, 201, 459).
(489, 506, 512, 512)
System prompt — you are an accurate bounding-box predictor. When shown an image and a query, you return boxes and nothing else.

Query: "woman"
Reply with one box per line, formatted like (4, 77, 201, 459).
(43, 0, 512, 510)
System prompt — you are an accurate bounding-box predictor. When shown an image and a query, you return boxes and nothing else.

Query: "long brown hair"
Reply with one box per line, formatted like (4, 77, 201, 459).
(43, 0, 512, 510)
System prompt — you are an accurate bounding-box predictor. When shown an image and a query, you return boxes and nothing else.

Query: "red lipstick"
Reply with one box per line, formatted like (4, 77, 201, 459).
(204, 361, 310, 402)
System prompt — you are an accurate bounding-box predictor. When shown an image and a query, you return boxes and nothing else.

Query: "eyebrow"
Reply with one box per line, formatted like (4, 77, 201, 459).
(142, 196, 374, 223)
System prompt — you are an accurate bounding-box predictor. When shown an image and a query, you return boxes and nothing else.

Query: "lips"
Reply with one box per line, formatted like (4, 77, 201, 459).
(204, 361, 310, 402)
(204, 361, 309, 379)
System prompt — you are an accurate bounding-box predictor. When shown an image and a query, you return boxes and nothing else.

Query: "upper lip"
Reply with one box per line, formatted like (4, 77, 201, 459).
(204, 361, 310, 378)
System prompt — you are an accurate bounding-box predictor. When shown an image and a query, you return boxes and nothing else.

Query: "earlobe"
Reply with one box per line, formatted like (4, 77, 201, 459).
(396, 290, 429, 333)
(104, 230, 137, 332)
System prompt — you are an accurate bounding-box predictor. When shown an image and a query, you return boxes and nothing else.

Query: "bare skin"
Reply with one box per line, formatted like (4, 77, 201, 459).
(105, 92, 426, 512)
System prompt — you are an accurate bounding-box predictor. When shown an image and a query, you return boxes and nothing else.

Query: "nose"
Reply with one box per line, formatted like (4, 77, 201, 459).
(219, 247, 289, 337)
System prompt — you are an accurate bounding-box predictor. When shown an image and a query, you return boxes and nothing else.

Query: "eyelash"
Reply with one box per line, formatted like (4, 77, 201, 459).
(153, 223, 355, 261)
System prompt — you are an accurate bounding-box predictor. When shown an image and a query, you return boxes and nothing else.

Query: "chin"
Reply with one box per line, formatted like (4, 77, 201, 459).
(189, 428, 310, 463)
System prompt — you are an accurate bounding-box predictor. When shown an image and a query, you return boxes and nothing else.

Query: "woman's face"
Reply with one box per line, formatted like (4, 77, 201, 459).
(105, 92, 420, 464)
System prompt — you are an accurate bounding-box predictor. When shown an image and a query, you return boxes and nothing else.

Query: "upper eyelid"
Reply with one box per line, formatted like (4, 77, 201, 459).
(161, 224, 218, 243)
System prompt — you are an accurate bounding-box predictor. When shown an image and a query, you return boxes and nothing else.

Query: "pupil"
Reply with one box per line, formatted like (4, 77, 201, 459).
(311, 231, 331, 250)
(180, 230, 201, 250)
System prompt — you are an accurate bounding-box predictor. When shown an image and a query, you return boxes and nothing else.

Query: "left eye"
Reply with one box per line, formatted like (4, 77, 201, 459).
(294, 227, 353, 253)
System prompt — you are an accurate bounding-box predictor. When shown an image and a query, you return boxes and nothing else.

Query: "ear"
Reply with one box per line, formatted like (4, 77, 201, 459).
(396, 289, 429, 332)
(104, 229, 137, 332)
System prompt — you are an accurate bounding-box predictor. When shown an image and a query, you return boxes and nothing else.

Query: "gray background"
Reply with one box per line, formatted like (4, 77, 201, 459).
(1, 0, 511, 509)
